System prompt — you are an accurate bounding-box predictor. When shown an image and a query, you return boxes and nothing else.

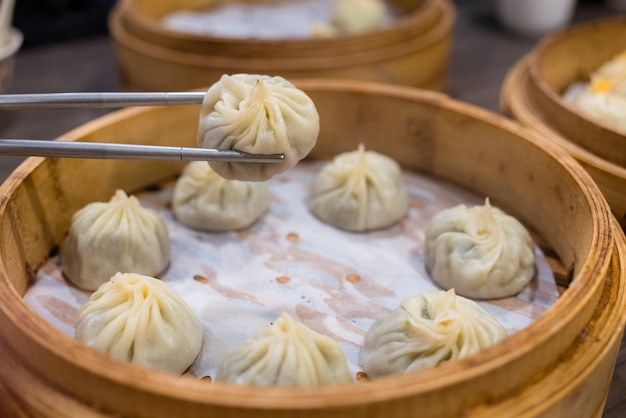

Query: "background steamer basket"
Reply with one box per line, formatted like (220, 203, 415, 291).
(0, 80, 623, 417)
(108, 0, 455, 92)
(525, 17, 626, 168)
(117, 0, 443, 58)
(501, 57, 626, 231)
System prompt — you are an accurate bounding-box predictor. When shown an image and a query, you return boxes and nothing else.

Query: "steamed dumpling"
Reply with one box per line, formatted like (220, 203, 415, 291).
(75, 273, 203, 374)
(573, 78, 626, 132)
(62, 190, 170, 291)
(361, 289, 506, 377)
(197, 74, 320, 182)
(331, 0, 386, 34)
(572, 50, 626, 129)
(308, 144, 409, 232)
(424, 199, 535, 299)
(172, 161, 270, 231)
(216, 312, 353, 386)
(591, 51, 626, 86)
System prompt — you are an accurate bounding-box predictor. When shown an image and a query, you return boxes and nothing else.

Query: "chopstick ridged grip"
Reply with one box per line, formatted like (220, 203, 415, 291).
(0, 92, 206, 109)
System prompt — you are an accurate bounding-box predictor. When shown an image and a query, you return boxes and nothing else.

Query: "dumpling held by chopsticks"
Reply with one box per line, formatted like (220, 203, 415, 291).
(197, 74, 320, 182)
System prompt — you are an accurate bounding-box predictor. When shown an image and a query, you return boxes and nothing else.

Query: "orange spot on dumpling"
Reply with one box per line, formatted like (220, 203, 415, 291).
(591, 78, 615, 93)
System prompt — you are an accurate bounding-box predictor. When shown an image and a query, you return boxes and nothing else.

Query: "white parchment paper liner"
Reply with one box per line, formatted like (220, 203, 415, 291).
(24, 162, 559, 380)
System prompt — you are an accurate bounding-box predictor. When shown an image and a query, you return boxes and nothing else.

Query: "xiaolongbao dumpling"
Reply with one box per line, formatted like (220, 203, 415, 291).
(331, 0, 386, 34)
(197, 74, 320, 182)
(592, 50, 626, 85)
(75, 273, 203, 374)
(361, 289, 506, 377)
(308, 144, 409, 232)
(573, 78, 626, 133)
(172, 161, 270, 231)
(424, 199, 535, 299)
(62, 190, 170, 291)
(216, 312, 353, 386)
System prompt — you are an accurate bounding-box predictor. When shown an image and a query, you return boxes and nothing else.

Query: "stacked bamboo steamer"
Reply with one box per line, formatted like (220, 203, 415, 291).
(0, 80, 625, 417)
(501, 16, 626, 231)
(108, 0, 455, 91)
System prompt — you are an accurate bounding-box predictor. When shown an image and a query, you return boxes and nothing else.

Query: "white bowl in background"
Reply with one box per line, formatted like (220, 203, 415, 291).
(496, 0, 577, 38)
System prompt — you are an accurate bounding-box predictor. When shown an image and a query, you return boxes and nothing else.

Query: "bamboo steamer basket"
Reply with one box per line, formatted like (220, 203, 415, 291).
(118, 0, 442, 58)
(524, 17, 626, 168)
(502, 56, 626, 231)
(108, 0, 454, 92)
(0, 80, 624, 417)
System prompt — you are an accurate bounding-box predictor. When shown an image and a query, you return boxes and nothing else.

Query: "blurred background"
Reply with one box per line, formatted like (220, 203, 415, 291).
(13, 0, 115, 47)
(2, 0, 620, 147)
(2, 0, 621, 113)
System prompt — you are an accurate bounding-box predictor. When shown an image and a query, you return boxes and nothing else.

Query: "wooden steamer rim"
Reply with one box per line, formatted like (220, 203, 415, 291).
(117, 0, 443, 58)
(501, 56, 626, 230)
(0, 80, 619, 417)
(468, 218, 626, 417)
(526, 16, 626, 168)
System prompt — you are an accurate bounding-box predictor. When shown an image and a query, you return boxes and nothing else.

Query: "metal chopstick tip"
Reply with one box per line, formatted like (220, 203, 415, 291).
(235, 152, 285, 163)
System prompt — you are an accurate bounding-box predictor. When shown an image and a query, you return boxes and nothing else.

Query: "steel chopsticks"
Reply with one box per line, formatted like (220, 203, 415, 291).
(0, 92, 285, 163)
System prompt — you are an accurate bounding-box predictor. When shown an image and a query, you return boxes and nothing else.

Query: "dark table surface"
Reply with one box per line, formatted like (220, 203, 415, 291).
(0, 0, 624, 416)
